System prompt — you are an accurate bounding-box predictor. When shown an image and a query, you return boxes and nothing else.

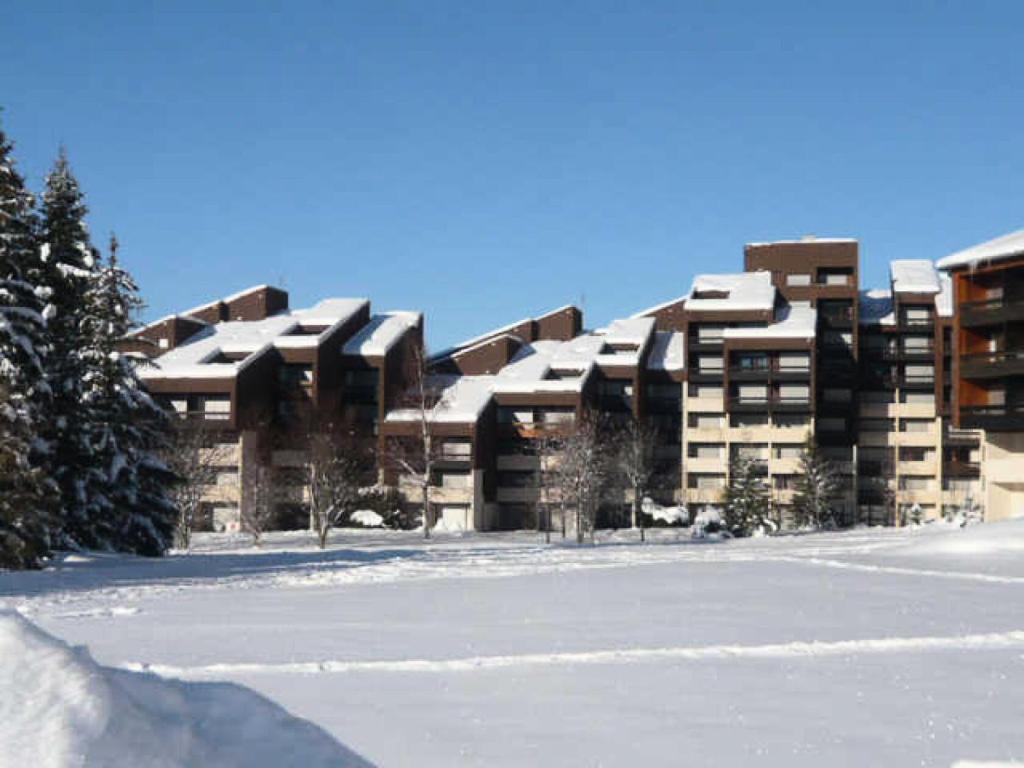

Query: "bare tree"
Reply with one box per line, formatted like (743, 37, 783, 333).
(553, 411, 609, 544)
(533, 424, 563, 544)
(386, 344, 443, 539)
(164, 419, 232, 550)
(307, 421, 370, 548)
(615, 415, 659, 543)
(240, 462, 275, 546)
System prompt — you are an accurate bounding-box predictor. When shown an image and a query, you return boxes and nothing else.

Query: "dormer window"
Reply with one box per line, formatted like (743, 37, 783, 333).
(692, 289, 729, 300)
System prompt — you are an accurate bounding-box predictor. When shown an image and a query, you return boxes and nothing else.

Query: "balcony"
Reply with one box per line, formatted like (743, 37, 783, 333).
(943, 460, 980, 478)
(819, 308, 854, 327)
(728, 396, 811, 413)
(898, 373, 936, 389)
(960, 404, 1024, 431)
(960, 297, 1024, 327)
(959, 350, 1024, 379)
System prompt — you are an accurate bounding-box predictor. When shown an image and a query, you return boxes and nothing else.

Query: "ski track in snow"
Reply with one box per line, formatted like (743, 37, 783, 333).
(6, 531, 1020, 617)
(123, 629, 1024, 679)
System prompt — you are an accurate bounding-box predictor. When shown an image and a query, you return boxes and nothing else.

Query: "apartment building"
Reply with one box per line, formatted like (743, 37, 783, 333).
(126, 230, 1023, 532)
(938, 229, 1024, 520)
(123, 285, 421, 530)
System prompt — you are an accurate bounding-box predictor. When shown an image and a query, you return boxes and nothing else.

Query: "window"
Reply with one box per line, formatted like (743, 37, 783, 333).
(441, 440, 472, 458)
(439, 471, 472, 489)
(786, 273, 811, 286)
(861, 390, 894, 404)
(697, 355, 724, 373)
(697, 325, 726, 343)
(733, 352, 769, 371)
(689, 474, 725, 490)
(737, 384, 768, 401)
(774, 445, 802, 459)
(900, 419, 932, 433)
(689, 384, 723, 399)
(278, 365, 313, 388)
(858, 418, 893, 432)
(902, 336, 932, 352)
(778, 384, 810, 401)
(901, 391, 935, 406)
(539, 409, 575, 425)
(819, 417, 847, 432)
(688, 444, 724, 459)
(774, 414, 810, 428)
(778, 353, 810, 371)
(818, 270, 852, 286)
(899, 447, 933, 462)
(689, 413, 724, 429)
(731, 413, 769, 428)
(731, 444, 768, 461)
(823, 388, 852, 403)
(496, 471, 533, 488)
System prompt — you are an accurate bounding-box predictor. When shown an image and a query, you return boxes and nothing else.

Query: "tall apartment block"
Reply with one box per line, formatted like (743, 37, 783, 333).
(123, 230, 1024, 531)
(939, 230, 1024, 520)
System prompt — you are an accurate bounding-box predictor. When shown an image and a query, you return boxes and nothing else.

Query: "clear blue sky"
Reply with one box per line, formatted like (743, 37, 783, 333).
(3, 1, 1023, 347)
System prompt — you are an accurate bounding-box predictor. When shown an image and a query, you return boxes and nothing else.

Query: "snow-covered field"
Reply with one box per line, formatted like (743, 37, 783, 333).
(4, 522, 1024, 767)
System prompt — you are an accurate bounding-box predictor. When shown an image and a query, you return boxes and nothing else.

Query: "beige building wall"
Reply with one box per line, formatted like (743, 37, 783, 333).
(980, 432, 1024, 521)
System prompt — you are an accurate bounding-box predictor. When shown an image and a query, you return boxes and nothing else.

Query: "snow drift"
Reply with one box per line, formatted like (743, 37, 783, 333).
(894, 518, 1024, 558)
(0, 610, 373, 768)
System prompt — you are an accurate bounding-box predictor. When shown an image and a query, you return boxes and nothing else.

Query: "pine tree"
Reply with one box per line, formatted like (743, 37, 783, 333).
(0, 121, 57, 567)
(792, 436, 839, 529)
(39, 149, 102, 546)
(79, 235, 176, 555)
(723, 455, 772, 536)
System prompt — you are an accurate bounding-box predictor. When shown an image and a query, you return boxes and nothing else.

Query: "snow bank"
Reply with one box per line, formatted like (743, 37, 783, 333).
(0, 611, 371, 768)
(351, 509, 384, 528)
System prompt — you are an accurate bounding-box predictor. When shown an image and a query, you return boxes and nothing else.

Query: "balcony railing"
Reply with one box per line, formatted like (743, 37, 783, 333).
(961, 350, 1024, 366)
(729, 395, 811, 411)
(943, 460, 980, 478)
(960, 297, 1024, 326)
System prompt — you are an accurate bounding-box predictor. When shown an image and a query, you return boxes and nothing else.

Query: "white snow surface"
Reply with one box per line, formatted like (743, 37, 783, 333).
(6, 521, 1024, 766)
(141, 298, 368, 380)
(937, 228, 1024, 271)
(685, 271, 775, 312)
(722, 303, 816, 339)
(0, 610, 369, 767)
(341, 311, 420, 358)
(891, 259, 942, 294)
(936, 273, 954, 317)
(646, 330, 685, 371)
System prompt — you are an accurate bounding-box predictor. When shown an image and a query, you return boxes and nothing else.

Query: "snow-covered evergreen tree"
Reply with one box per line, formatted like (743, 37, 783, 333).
(723, 455, 772, 536)
(0, 122, 57, 568)
(39, 149, 103, 546)
(792, 436, 839, 529)
(78, 235, 176, 555)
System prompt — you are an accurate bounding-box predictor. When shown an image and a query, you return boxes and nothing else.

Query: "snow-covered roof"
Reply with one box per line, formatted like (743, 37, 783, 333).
(140, 298, 369, 380)
(935, 274, 953, 318)
(385, 374, 496, 424)
(272, 299, 369, 351)
(342, 312, 420, 357)
(722, 304, 816, 340)
(601, 317, 655, 347)
(936, 229, 1024, 271)
(647, 331, 685, 371)
(493, 337, 603, 394)
(859, 290, 895, 327)
(685, 271, 775, 313)
(745, 236, 857, 247)
(125, 313, 209, 339)
(890, 260, 941, 294)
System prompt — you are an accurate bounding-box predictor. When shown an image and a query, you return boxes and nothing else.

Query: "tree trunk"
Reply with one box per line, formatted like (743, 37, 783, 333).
(633, 483, 645, 543)
(422, 482, 431, 540)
